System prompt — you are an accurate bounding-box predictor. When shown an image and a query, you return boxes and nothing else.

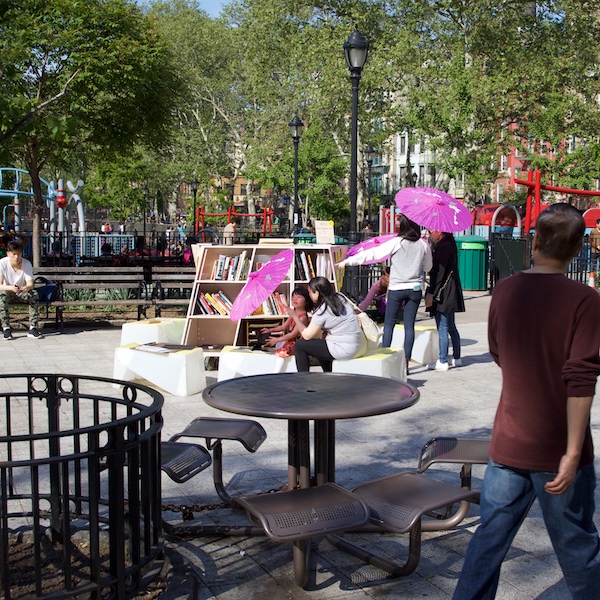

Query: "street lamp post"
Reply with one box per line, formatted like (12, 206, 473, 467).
(364, 145, 376, 226)
(344, 29, 369, 242)
(142, 183, 148, 243)
(412, 172, 418, 187)
(191, 177, 199, 235)
(288, 116, 303, 235)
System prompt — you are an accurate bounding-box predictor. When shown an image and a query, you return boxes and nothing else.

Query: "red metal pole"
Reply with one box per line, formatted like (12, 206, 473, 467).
(524, 170, 534, 233)
(534, 170, 542, 226)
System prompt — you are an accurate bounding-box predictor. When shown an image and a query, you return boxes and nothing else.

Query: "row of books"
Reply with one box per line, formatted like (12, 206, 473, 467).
(260, 292, 288, 316)
(195, 290, 233, 315)
(210, 251, 250, 281)
(294, 251, 333, 281)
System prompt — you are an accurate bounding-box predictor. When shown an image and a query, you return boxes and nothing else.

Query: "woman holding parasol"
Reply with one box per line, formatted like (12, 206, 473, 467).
(337, 215, 432, 372)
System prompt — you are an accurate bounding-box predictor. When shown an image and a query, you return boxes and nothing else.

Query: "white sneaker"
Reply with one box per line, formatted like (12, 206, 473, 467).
(428, 360, 449, 371)
(452, 358, 463, 367)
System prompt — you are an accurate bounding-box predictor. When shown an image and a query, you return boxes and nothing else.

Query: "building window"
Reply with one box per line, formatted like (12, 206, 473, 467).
(497, 184, 504, 203)
(419, 165, 425, 183)
(500, 155, 508, 171)
(400, 136, 406, 155)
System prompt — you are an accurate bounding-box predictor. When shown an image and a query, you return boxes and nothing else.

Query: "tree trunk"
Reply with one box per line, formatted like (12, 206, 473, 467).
(24, 139, 43, 268)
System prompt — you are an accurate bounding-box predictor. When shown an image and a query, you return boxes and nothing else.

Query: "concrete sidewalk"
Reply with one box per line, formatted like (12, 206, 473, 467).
(0, 291, 596, 599)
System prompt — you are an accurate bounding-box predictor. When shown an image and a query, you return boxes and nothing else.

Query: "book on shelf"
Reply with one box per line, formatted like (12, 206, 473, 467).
(228, 255, 239, 281)
(197, 293, 215, 315)
(235, 251, 248, 280)
(307, 253, 316, 278)
(215, 290, 233, 311)
(204, 292, 226, 315)
(214, 254, 227, 280)
(299, 251, 310, 280)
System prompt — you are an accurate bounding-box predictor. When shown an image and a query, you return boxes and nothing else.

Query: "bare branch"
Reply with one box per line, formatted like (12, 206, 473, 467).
(0, 69, 80, 144)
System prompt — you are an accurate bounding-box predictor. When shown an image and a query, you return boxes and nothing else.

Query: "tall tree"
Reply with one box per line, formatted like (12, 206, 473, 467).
(0, 0, 179, 264)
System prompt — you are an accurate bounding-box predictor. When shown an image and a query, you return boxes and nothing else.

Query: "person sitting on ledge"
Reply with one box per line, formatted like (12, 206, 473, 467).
(0, 241, 42, 340)
(286, 276, 366, 372)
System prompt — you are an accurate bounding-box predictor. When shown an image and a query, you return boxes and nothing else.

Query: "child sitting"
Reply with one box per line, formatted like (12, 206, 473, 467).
(261, 287, 313, 358)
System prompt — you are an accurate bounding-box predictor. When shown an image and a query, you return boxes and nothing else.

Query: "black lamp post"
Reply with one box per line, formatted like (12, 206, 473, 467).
(344, 29, 369, 241)
(364, 145, 376, 225)
(191, 177, 199, 235)
(412, 172, 418, 187)
(142, 183, 148, 243)
(288, 116, 303, 234)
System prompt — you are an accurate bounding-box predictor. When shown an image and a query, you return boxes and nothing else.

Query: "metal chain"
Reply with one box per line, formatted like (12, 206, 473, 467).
(161, 483, 292, 521)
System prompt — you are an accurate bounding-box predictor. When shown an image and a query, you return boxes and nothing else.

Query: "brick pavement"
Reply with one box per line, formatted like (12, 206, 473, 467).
(0, 291, 596, 599)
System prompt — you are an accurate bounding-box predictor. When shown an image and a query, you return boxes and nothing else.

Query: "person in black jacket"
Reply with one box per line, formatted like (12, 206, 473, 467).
(425, 231, 465, 371)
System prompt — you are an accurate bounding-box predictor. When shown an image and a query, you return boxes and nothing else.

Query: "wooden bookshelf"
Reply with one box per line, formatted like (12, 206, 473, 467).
(182, 243, 347, 349)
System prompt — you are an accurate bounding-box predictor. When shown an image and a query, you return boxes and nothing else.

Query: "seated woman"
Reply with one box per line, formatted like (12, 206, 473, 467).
(286, 277, 367, 372)
(358, 267, 389, 322)
(260, 287, 313, 358)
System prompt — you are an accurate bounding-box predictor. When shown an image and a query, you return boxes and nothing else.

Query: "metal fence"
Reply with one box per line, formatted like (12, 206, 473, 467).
(489, 233, 595, 290)
(0, 374, 164, 600)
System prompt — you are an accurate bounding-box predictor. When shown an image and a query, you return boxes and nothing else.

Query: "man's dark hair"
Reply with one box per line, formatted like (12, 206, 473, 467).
(7, 241, 23, 253)
(535, 203, 584, 262)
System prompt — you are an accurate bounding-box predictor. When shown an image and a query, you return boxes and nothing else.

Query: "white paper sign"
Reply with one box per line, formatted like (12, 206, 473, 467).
(315, 220, 335, 244)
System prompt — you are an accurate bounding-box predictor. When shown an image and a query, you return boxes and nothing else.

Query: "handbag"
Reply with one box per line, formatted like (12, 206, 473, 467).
(433, 270, 453, 304)
(339, 294, 382, 344)
(35, 276, 60, 305)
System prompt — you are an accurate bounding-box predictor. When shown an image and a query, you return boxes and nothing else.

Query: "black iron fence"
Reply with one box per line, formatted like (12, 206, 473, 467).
(0, 374, 164, 600)
(489, 233, 596, 291)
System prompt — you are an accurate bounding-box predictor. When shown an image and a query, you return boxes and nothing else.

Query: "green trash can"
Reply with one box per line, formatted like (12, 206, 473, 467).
(456, 235, 489, 291)
(293, 233, 316, 244)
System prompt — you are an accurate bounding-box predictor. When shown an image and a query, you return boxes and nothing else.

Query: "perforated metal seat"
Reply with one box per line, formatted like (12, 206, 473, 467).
(161, 441, 212, 484)
(169, 417, 267, 501)
(327, 436, 491, 577)
(232, 483, 369, 541)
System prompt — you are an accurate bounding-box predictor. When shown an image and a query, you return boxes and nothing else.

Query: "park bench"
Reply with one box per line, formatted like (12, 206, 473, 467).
(151, 265, 197, 317)
(33, 266, 151, 330)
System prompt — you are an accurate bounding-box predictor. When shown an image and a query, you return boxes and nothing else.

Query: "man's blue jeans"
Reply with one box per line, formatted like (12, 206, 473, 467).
(382, 288, 421, 360)
(435, 310, 460, 364)
(453, 461, 600, 600)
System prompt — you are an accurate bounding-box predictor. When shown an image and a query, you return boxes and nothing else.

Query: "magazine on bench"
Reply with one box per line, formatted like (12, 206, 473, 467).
(133, 342, 197, 354)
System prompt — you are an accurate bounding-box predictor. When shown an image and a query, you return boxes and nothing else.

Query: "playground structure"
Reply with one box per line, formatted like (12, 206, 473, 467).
(514, 169, 600, 232)
(0, 168, 86, 240)
(196, 206, 275, 238)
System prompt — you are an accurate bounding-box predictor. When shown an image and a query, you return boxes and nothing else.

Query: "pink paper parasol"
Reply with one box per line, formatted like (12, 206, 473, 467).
(345, 233, 398, 265)
(395, 187, 472, 233)
(229, 248, 294, 321)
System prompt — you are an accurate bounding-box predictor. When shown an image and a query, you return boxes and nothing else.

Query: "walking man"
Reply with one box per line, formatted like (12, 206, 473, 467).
(454, 203, 600, 599)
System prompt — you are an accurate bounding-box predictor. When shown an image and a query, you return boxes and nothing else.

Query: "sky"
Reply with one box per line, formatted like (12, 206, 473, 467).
(197, 0, 227, 18)
(139, 1, 228, 19)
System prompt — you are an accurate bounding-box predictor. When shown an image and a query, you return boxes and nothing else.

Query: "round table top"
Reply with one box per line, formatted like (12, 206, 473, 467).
(203, 372, 419, 420)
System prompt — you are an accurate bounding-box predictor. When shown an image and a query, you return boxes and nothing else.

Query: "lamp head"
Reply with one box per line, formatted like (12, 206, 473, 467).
(288, 116, 304, 140)
(191, 177, 199, 193)
(344, 29, 369, 72)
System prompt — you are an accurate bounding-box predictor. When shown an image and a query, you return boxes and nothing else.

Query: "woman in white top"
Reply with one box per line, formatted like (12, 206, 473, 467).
(338, 215, 432, 367)
(286, 277, 366, 372)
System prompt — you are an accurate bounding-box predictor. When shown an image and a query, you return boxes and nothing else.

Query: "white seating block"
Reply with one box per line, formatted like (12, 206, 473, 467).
(217, 346, 297, 381)
(113, 343, 206, 396)
(120, 318, 186, 346)
(332, 347, 407, 381)
(390, 324, 438, 365)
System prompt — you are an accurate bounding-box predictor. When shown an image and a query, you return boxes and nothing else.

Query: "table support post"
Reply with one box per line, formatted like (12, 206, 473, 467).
(288, 420, 299, 488)
(298, 421, 311, 489)
(315, 421, 336, 483)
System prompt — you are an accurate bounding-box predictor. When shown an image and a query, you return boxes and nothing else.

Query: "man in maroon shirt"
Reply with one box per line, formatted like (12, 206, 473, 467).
(454, 204, 600, 599)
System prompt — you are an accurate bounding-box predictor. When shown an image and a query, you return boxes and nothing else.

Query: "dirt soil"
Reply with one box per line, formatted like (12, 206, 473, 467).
(3, 533, 168, 600)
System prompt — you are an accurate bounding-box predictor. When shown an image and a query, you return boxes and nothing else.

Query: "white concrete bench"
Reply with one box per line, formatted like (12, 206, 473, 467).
(332, 347, 406, 381)
(114, 343, 206, 396)
(217, 346, 297, 381)
(120, 317, 186, 346)
(390, 324, 438, 365)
